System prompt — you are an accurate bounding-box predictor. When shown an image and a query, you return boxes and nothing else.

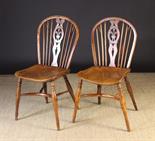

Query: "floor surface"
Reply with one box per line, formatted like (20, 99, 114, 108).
(0, 73, 155, 141)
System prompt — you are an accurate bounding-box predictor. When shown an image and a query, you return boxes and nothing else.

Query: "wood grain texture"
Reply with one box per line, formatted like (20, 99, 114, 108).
(77, 66, 130, 85)
(15, 64, 69, 82)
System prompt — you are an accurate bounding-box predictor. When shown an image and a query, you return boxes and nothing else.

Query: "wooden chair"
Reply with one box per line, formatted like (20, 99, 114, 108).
(15, 15, 79, 130)
(72, 17, 138, 132)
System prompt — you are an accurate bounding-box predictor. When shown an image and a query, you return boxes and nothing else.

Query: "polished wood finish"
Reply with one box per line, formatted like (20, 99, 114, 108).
(117, 83, 131, 131)
(73, 17, 138, 131)
(15, 16, 79, 130)
(72, 79, 83, 123)
(15, 64, 70, 82)
(77, 66, 130, 85)
(51, 82, 60, 130)
(124, 76, 138, 110)
(63, 75, 75, 102)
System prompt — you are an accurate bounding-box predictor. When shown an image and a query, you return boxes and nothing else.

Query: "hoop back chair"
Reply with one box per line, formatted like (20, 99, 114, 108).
(72, 17, 138, 132)
(15, 16, 79, 130)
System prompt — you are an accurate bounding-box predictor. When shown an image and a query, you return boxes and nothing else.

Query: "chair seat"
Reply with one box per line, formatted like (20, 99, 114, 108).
(15, 64, 69, 82)
(77, 66, 130, 85)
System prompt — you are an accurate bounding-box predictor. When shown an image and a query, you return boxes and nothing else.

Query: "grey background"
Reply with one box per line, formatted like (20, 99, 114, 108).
(0, 0, 155, 74)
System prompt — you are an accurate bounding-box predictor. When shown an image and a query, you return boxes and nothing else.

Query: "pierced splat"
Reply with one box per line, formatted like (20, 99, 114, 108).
(51, 18, 65, 66)
(108, 20, 120, 67)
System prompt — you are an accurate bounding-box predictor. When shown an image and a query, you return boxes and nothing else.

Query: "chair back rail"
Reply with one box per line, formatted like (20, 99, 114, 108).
(91, 17, 137, 68)
(37, 16, 79, 69)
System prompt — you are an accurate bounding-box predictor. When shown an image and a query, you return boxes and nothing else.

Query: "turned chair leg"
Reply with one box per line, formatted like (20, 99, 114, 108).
(64, 75, 75, 102)
(15, 78, 22, 120)
(124, 76, 138, 111)
(97, 85, 102, 104)
(51, 82, 60, 130)
(72, 79, 83, 123)
(117, 83, 131, 132)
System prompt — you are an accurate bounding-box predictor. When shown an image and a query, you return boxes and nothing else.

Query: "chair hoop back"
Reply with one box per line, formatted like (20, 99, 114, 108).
(91, 17, 137, 68)
(37, 15, 79, 69)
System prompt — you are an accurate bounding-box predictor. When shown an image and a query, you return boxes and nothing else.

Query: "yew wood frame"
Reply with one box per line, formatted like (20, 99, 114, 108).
(72, 17, 138, 132)
(15, 15, 79, 130)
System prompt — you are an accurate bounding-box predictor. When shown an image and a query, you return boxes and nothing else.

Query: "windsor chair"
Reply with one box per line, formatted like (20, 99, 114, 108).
(72, 17, 138, 132)
(15, 16, 79, 130)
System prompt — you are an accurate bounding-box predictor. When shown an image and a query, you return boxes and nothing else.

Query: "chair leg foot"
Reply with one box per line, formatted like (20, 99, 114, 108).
(117, 83, 131, 132)
(72, 97, 80, 123)
(72, 101, 78, 123)
(51, 82, 60, 130)
(64, 75, 75, 103)
(97, 85, 102, 104)
(72, 79, 83, 123)
(124, 77, 138, 111)
(15, 78, 22, 120)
